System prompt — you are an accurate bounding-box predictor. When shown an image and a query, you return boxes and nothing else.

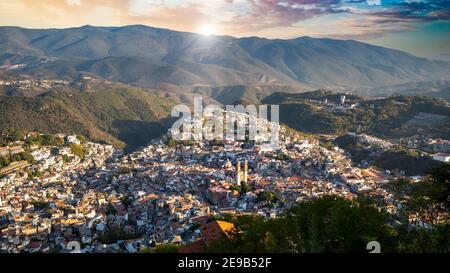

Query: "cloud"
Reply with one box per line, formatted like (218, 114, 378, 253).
(0, 0, 449, 40)
(219, 0, 354, 35)
(366, 0, 450, 23)
(366, 0, 381, 6)
(217, 0, 450, 39)
(66, 0, 81, 5)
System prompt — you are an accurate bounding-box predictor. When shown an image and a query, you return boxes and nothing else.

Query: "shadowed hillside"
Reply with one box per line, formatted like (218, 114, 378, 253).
(0, 82, 174, 151)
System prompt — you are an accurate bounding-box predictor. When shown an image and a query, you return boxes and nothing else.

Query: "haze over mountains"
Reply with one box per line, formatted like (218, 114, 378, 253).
(1, 25, 450, 92)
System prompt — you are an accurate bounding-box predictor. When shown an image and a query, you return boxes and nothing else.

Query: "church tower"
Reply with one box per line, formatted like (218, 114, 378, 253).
(236, 160, 241, 186)
(243, 160, 248, 184)
(225, 159, 232, 170)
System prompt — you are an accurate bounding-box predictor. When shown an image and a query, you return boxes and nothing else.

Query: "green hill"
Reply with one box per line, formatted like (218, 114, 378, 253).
(262, 90, 450, 139)
(0, 83, 174, 151)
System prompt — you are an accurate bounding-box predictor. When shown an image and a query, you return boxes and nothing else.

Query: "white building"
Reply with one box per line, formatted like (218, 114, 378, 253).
(66, 135, 81, 145)
(432, 153, 450, 163)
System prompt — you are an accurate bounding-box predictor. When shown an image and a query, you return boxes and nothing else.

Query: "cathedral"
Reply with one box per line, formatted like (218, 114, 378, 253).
(225, 159, 248, 186)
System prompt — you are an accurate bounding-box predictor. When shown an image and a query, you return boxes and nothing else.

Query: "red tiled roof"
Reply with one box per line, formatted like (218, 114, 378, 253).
(29, 241, 42, 249)
(179, 239, 207, 253)
(171, 222, 182, 231)
(287, 176, 305, 182)
(200, 221, 235, 244)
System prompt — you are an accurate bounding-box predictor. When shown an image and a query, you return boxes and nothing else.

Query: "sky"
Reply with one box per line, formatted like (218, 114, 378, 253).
(0, 0, 449, 60)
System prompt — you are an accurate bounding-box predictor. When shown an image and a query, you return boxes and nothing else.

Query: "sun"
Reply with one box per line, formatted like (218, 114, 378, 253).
(197, 24, 216, 36)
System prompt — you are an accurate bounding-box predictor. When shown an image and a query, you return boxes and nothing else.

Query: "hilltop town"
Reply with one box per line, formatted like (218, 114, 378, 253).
(1, 119, 447, 253)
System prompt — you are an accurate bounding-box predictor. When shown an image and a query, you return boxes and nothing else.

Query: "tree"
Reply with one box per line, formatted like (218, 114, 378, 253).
(98, 227, 138, 245)
(9, 130, 25, 142)
(32, 201, 50, 210)
(208, 196, 398, 253)
(273, 153, 290, 161)
(62, 155, 72, 163)
(106, 203, 117, 215)
(154, 244, 181, 253)
(397, 224, 450, 253)
(20, 151, 35, 163)
(76, 135, 87, 143)
(426, 164, 450, 205)
(167, 138, 177, 148)
(207, 215, 280, 253)
(121, 196, 133, 209)
(256, 191, 277, 203)
(42, 134, 64, 147)
(403, 164, 450, 211)
(282, 196, 397, 253)
(241, 182, 251, 193)
(229, 185, 241, 193)
(69, 144, 86, 159)
(0, 157, 11, 168)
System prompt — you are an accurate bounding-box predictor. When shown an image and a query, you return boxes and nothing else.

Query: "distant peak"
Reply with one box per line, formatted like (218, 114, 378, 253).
(292, 36, 313, 40)
(122, 24, 150, 28)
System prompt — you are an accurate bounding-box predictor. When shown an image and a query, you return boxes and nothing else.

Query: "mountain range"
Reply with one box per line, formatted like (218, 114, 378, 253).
(1, 25, 450, 92)
(1, 25, 450, 150)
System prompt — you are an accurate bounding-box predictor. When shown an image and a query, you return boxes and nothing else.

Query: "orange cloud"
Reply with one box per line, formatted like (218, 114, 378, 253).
(0, 0, 225, 33)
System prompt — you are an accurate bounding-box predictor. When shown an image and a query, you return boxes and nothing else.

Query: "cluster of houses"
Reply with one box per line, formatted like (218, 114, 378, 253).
(398, 136, 450, 153)
(0, 124, 447, 253)
(0, 79, 70, 90)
